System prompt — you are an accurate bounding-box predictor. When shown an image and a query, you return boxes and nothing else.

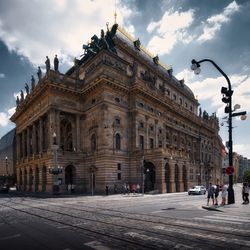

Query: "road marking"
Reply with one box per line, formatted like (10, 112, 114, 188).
(193, 217, 242, 225)
(205, 215, 250, 222)
(0, 234, 21, 241)
(125, 232, 195, 249)
(153, 225, 250, 247)
(212, 214, 250, 221)
(84, 241, 112, 250)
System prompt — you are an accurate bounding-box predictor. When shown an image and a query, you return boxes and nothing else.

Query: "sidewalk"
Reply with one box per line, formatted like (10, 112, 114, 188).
(202, 202, 250, 213)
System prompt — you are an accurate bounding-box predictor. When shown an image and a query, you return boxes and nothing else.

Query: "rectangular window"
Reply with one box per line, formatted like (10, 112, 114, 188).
(117, 173, 121, 180)
(139, 135, 144, 150)
(150, 138, 154, 149)
(117, 163, 121, 170)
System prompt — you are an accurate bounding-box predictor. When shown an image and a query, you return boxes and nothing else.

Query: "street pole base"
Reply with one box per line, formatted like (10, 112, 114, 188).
(227, 187, 235, 204)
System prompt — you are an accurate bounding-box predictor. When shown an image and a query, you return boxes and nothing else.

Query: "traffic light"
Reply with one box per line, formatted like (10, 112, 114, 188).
(221, 87, 233, 113)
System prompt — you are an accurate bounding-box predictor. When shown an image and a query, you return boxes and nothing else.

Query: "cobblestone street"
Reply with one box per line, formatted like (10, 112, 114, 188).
(0, 184, 249, 250)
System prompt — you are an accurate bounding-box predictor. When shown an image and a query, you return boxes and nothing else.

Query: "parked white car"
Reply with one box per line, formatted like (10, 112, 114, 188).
(188, 186, 206, 195)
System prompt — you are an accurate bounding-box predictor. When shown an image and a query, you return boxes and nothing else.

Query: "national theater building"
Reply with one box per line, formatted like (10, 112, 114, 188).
(10, 24, 224, 194)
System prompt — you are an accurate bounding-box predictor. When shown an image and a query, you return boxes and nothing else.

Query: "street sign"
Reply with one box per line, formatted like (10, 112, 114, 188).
(226, 166, 234, 175)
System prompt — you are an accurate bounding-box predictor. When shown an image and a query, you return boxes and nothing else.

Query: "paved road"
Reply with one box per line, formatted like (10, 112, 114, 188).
(0, 184, 249, 250)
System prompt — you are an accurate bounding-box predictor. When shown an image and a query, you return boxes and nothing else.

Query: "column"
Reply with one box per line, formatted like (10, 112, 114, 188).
(32, 123, 36, 155)
(76, 114, 80, 152)
(16, 134, 20, 161)
(169, 162, 175, 193)
(39, 118, 43, 153)
(145, 115, 149, 149)
(27, 126, 30, 157)
(154, 119, 158, 148)
(22, 130, 25, 159)
(55, 110, 60, 148)
(179, 163, 184, 192)
(48, 109, 55, 148)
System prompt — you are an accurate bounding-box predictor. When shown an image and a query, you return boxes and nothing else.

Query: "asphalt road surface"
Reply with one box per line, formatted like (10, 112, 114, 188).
(0, 184, 249, 250)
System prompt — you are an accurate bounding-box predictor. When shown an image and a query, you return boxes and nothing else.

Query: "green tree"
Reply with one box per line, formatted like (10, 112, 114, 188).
(243, 170, 250, 183)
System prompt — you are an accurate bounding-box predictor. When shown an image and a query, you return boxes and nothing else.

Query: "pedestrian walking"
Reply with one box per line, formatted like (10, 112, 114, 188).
(123, 183, 127, 194)
(242, 182, 249, 204)
(127, 184, 130, 194)
(136, 184, 140, 193)
(207, 183, 215, 206)
(214, 184, 220, 205)
(221, 184, 227, 206)
(132, 184, 136, 194)
(106, 185, 109, 195)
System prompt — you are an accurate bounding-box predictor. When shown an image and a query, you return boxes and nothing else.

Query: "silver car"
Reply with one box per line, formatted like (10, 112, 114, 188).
(188, 185, 206, 195)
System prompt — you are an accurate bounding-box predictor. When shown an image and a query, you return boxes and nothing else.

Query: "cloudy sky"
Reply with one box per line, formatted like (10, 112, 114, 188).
(0, 0, 249, 158)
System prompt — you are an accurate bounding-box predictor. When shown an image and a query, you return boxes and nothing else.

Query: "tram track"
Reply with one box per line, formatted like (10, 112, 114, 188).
(1, 196, 249, 249)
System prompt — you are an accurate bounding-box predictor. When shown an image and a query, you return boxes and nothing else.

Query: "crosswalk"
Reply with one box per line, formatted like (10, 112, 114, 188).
(193, 213, 250, 225)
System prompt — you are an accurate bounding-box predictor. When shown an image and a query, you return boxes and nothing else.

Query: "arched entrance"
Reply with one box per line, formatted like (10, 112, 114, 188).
(144, 161, 156, 192)
(165, 163, 170, 193)
(65, 165, 76, 189)
(175, 164, 180, 192)
(183, 165, 188, 191)
(42, 166, 47, 192)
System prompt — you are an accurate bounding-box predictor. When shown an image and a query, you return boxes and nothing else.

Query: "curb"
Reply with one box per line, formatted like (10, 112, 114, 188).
(202, 205, 223, 212)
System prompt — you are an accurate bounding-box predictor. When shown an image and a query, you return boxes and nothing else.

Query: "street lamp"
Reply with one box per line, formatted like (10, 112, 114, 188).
(5, 156, 8, 185)
(49, 132, 62, 194)
(191, 59, 247, 204)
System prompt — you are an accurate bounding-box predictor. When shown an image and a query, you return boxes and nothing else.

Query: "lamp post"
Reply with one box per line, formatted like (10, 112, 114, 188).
(191, 59, 246, 204)
(5, 156, 8, 185)
(49, 132, 62, 194)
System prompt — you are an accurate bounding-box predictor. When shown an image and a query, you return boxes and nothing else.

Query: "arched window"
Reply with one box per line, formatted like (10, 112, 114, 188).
(60, 119, 73, 151)
(115, 133, 121, 150)
(91, 134, 96, 151)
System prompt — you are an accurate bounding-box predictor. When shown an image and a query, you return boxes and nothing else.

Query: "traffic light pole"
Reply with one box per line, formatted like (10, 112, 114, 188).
(191, 59, 235, 204)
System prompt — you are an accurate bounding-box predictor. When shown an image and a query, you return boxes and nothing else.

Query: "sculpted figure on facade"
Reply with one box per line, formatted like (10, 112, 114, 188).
(31, 75, 35, 91)
(54, 54, 59, 72)
(37, 66, 42, 81)
(16, 96, 20, 107)
(25, 83, 30, 95)
(20, 90, 24, 102)
(45, 56, 51, 72)
(199, 107, 202, 117)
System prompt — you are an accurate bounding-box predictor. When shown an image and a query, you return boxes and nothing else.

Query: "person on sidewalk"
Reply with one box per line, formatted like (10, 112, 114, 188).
(242, 182, 249, 204)
(221, 184, 228, 206)
(214, 184, 220, 206)
(207, 183, 215, 206)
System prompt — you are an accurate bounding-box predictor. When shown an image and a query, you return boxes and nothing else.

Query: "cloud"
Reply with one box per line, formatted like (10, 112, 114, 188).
(176, 69, 250, 117)
(198, 1, 240, 42)
(234, 144, 250, 158)
(0, 107, 15, 127)
(0, 73, 5, 78)
(146, 9, 194, 55)
(0, 0, 132, 68)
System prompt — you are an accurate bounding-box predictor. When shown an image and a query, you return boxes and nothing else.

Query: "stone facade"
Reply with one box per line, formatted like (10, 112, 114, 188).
(10, 25, 224, 194)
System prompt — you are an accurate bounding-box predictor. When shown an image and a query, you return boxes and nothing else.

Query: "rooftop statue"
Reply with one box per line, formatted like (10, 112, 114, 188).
(31, 75, 35, 91)
(20, 90, 24, 102)
(81, 23, 118, 58)
(25, 83, 30, 95)
(45, 56, 50, 72)
(37, 66, 42, 81)
(54, 54, 59, 72)
(16, 96, 20, 107)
